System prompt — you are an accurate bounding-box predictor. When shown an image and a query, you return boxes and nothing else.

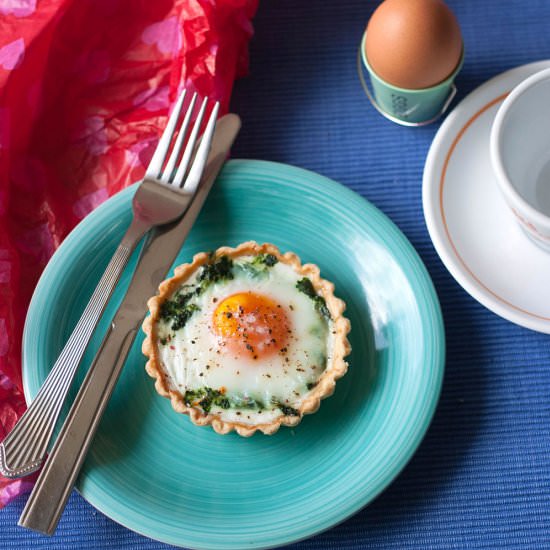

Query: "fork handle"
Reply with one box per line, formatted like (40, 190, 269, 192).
(18, 321, 138, 534)
(0, 216, 150, 479)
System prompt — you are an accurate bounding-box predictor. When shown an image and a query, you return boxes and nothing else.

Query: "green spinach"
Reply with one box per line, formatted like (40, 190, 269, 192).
(296, 277, 332, 321)
(240, 253, 278, 278)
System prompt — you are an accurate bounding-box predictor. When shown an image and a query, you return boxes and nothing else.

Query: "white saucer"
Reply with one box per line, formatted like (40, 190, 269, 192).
(423, 60, 550, 334)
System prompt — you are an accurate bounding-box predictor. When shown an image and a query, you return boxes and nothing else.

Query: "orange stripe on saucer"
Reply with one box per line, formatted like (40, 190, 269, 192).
(439, 92, 550, 322)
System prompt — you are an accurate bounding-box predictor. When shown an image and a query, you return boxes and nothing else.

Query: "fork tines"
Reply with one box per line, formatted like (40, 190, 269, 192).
(146, 90, 220, 191)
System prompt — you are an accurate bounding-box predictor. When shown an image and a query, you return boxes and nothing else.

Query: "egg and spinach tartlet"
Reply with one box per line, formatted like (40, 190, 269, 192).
(142, 241, 351, 436)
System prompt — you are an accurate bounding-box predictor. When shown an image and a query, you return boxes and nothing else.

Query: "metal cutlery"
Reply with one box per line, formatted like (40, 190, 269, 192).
(18, 112, 241, 535)
(0, 90, 218, 479)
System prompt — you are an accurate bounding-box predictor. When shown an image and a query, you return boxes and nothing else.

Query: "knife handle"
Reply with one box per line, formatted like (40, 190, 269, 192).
(18, 322, 138, 535)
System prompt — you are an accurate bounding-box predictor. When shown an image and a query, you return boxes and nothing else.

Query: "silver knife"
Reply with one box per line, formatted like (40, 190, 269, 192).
(18, 113, 241, 535)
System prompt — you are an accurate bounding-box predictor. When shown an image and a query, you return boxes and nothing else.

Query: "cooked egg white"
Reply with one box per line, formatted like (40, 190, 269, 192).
(156, 257, 334, 425)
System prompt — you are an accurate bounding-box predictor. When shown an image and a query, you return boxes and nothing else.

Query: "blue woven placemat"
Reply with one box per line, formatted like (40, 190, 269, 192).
(4, 1, 550, 548)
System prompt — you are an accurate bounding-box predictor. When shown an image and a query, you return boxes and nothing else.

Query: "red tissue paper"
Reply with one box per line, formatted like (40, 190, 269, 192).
(0, 0, 258, 507)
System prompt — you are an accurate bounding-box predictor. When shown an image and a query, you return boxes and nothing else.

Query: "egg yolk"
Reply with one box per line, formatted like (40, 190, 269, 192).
(212, 292, 290, 359)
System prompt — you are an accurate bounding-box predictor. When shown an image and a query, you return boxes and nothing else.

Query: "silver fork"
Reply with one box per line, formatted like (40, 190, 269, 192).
(0, 90, 219, 479)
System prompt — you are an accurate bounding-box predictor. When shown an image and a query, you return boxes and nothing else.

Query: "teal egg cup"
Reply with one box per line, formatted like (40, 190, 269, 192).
(358, 31, 464, 126)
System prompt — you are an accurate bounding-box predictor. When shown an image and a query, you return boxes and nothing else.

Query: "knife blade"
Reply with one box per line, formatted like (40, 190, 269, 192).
(18, 113, 241, 535)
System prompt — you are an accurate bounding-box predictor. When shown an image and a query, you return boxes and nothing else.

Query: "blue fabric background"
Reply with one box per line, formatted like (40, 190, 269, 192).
(4, 0, 550, 548)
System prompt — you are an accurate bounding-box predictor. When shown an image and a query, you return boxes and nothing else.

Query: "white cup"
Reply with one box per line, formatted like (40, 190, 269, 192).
(490, 67, 550, 251)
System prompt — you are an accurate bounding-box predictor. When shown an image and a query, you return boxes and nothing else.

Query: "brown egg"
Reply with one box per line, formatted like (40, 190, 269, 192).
(365, 0, 463, 89)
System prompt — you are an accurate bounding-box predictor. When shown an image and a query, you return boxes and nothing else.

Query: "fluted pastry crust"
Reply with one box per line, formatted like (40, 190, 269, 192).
(142, 241, 351, 436)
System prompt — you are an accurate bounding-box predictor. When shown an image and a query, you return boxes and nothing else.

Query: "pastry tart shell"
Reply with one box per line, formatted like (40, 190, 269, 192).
(142, 241, 351, 437)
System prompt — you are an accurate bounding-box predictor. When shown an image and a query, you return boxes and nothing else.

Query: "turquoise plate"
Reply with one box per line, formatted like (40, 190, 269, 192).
(23, 160, 445, 549)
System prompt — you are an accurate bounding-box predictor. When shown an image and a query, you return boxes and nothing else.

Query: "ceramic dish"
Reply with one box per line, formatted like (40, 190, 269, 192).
(24, 160, 445, 549)
(423, 60, 550, 334)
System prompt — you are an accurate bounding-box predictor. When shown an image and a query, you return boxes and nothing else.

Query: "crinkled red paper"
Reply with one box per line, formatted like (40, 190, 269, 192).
(0, 0, 258, 507)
